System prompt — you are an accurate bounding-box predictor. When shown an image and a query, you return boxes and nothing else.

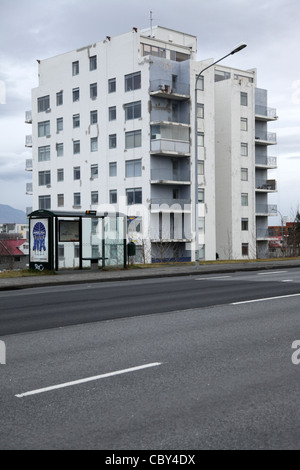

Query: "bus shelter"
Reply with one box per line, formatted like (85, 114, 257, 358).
(28, 210, 127, 271)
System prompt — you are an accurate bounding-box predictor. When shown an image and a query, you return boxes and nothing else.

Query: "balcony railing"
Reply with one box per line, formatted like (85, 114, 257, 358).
(255, 105, 278, 120)
(255, 132, 277, 144)
(150, 198, 191, 210)
(255, 179, 277, 191)
(256, 229, 271, 239)
(255, 156, 277, 168)
(25, 110, 32, 123)
(151, 168, 190, 183)
(256, 204, 277, 215)
(150, 79, 190, 98)
(25, 159, 33, 171)
(25, 135, 32, 147)
(150, 139, 190, 155)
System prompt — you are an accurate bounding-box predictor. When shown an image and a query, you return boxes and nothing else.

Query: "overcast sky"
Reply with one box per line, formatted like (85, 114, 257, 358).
(0, 0, 299, 224)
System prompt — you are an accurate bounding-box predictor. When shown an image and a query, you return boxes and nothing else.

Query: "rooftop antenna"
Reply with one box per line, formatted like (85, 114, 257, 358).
(150, 11, 153, 37)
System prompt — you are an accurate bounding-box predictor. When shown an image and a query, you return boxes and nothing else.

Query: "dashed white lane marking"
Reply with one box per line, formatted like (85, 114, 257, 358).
(15, 362, 162, 398)
(232, 292, 300, 305)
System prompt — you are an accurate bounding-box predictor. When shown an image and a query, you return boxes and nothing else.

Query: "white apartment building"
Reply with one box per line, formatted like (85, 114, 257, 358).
(25, 25, 277, 264)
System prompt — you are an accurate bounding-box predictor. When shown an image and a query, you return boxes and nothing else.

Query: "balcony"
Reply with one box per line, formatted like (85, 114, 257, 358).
(150, 198, 192, 212)
(255, 131, 277, 145)
(255, 156, 277, 169)
(256, 229, 271, 240)
(255, 105, 278, 121)
(150, 79, 190, 100)
(151, 139, 190, 156)
(25, 135, 32, 147)
(26, 182, 33, 195)
(255, 179, 277, 192)
(25, 159, 33, 171)
(256, 204, 277, 215)
(25, 110, 32, 124)
(151, 169, 190, 185)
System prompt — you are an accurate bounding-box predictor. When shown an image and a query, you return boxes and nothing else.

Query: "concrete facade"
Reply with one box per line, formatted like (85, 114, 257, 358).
(25, 25, 278, 264)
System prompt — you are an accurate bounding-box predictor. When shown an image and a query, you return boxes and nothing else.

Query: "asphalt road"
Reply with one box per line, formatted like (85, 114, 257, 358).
(0, 268, 300, 449)
(1, 268, 300, 336)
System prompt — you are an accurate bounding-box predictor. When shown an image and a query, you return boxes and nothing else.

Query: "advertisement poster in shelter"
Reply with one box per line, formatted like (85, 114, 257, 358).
(30, 218, 49, 263)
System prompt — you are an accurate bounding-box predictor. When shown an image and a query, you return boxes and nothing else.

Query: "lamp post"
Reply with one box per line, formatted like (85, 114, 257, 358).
(194, 43, 247, 269)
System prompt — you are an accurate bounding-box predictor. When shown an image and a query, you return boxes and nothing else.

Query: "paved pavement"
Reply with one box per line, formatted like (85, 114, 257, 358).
(1, 258, 300, 291)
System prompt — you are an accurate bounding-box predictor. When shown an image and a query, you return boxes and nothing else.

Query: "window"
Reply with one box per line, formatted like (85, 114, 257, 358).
(57, 143, 64, 157)
(73, 192, 81, 207)
(195, 75, 204, 91)
(72, 61, 79, 76)
(57, 117, 63, 132)
(73, 140, 80, 154)
(109, 134, 117, 149)
(198, 188, 205, 203)
(91, 137, 98, 152)
(74, 245, 80, 258)
(241, 168, 248, 181)
(125, 159, 142, 177)
(38, 120, 50, 137)
(57, 168, 64, 182)
(241, 143, 248, 156)
(58, 245, 65, 259)
(197, 104, 204, 119)
(91, 191, 99, 205)
(90, 110, 98, 125)
(38, 170, 51, 186)
(242, 243, 249, 256)
(57, 194, 64, 207)
(241, 92, 248, 106)
(39, 195, 51, 210)
(198, 217, 205, 232)
(126, 188, 142, 205)
(108, 78, 116, 93)
(38, 145, 50, 162)
(91, 164, 98, 179)
(125, 72, 141, 92)
(110, 190, 117, 204)
(73, 166, 81, 180)
(90, 55, 97, 71)
(109, 106, 116, 121)
(37, 95, 50, 112)
(125, 130, 141, 149)
(56, 91, 63, 106)
(170, 50, 190, 62)
(241, 218, 249, 231)
(214, 70, 231, 82)
(141, 43, 166, 58)
(90, 83, 97, 99)
(197, 132, 204, 147)
(125, 101, 141, 120)
(73, 114, 80, 128)
(198, 160, 204, 175)
(73, 87, 80, 102)
(241, 117, 248, 131)
(241, 193, 248, 206)
(109, 162, 117, 177)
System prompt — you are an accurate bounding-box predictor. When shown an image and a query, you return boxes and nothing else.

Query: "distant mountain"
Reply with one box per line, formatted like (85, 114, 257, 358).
(0, 205, 27, 224)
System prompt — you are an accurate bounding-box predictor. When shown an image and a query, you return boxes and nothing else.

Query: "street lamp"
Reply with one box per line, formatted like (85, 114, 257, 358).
(194, 43, 247, 269)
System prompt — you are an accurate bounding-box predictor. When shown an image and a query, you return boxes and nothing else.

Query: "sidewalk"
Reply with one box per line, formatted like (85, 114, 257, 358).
(1, 258, 300, 291)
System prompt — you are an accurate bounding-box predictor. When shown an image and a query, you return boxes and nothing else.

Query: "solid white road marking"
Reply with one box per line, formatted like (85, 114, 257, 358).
(232, 292, 300, 305)
(15, 362, 162, 398)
